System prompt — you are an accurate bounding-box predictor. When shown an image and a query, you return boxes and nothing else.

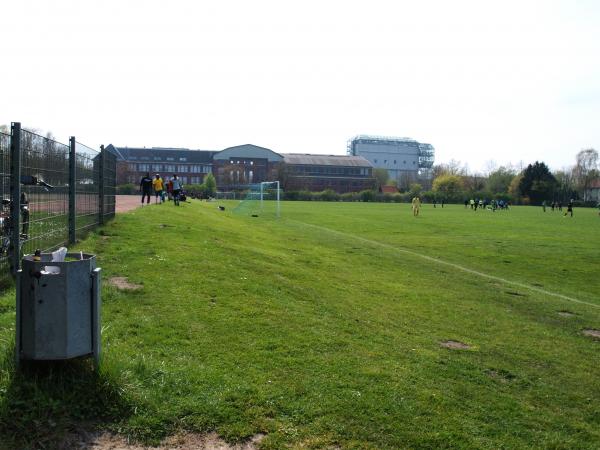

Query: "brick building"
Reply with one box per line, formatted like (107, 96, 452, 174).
(109, 143, 375, 193)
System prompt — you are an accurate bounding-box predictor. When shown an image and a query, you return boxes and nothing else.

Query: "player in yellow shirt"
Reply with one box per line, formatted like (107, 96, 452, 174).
(152, 174, 165, 203)
(411, 196, 421, 217)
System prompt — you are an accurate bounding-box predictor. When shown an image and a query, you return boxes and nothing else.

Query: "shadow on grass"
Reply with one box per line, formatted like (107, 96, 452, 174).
(0, 346, 136, 450)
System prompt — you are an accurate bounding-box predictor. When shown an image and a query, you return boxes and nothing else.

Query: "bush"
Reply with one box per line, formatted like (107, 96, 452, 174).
(284, 191, 300, 201)
(298, 190, 313, 201)
(360, 190, 376, 202)
(320, 189, 340, 202)
(391, 193, 404, 203)
(340, 192, 358, 202)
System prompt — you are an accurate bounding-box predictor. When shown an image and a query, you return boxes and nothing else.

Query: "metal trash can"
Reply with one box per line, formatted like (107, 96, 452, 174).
(16, 253, 101, 366)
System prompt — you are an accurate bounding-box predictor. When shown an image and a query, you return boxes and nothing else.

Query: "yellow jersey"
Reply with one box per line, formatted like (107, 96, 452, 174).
(152, 177, 164, 191)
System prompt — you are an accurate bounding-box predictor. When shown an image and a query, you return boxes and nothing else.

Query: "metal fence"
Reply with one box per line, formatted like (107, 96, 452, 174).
(0, 122, 116, 281)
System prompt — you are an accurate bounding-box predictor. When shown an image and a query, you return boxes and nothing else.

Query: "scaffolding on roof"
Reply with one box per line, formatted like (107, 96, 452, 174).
(347, 135, 435, 170)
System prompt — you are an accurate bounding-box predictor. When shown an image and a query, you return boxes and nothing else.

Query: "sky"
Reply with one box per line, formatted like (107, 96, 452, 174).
(2, 0, 599, 173)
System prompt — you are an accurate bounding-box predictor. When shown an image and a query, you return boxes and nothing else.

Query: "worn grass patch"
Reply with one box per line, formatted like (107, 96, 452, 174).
(0, 201, 599, 449)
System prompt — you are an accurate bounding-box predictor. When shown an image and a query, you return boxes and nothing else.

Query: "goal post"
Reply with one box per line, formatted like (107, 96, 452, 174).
(233, 181, 281, 218)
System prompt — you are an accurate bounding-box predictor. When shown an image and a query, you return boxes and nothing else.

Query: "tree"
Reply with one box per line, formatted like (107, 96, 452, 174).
(485, 166, 516, 195)
(0, 124, 8, 134)
(573, 148, 599, 201)
(518, 161, 557, 204)
(554, 169, 577, 202)
(203, 173, 217, 196)
(409, 183, 422, 196)
(508, 173, 523, 199)
(373, 168, 389, 189)
(432, 174, 464, 201)
(432, 159, 467, 178)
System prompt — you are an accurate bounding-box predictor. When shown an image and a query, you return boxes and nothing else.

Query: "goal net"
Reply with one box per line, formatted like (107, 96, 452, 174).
(233, 181, 281, 218)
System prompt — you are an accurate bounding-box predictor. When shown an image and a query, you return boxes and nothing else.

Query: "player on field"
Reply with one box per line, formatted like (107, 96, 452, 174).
(412, 196, 421, 217)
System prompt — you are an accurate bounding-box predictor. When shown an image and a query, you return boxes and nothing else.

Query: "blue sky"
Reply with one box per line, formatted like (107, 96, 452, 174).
(1, 0, 599, 173)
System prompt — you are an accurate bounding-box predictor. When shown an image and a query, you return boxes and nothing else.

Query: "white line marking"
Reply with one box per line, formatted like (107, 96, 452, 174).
(290, 220, 600, 309)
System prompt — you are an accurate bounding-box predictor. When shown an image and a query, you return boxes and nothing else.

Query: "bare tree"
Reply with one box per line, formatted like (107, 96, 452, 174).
(573, 148, 599, 201)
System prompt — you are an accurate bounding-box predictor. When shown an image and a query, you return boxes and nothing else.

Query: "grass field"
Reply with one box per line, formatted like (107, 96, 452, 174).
(0, 200, 599, 449)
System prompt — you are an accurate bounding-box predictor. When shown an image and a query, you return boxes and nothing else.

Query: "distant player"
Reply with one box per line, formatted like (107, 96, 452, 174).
(412, 196, 421, 217)
(564, 199, 573, 217)
(139, 172, 153, 205)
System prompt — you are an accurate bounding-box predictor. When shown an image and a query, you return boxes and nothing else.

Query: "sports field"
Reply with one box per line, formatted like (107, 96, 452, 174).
(0, 200, 599, 449)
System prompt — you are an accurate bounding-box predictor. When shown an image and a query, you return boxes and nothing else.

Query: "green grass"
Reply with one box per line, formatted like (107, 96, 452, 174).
(0, 201, 599, 449)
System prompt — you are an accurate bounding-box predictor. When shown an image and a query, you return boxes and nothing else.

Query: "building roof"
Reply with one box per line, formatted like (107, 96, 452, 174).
(107, 145, 217, 163)
(350, 135, 419, 144)
(283, 154, 372, 167)
(213, 144, 284, 162)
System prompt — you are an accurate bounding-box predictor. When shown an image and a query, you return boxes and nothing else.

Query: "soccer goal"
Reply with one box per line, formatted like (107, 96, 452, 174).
(233, 181, 281, 218)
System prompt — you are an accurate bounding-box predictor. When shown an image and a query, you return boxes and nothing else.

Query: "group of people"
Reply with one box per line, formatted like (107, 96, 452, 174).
(542, 199, 573, 217)
(465, 198, 509, 211)
(139, 172, 184, 206)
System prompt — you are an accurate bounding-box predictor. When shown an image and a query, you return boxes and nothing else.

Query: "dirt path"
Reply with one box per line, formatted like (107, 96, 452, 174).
(116, 195, 144, 213)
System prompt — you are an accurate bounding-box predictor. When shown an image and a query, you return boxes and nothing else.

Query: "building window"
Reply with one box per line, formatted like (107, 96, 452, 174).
(394, 160, 396, 164)
(179, 165, 188, 173)
(374, 159, 377, 163)
(167, 157, 174, 161)
(403, 160, 406, 164)
(179, 157, 187, 162)
(384, 160, 387, 164)
(138, 164, 150, 171)
(154, 157, 161, 161)
(154, 164, 162, 171)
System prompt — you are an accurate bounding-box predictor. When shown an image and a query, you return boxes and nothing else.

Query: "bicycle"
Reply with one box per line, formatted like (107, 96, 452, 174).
(0, 176, 54, 259)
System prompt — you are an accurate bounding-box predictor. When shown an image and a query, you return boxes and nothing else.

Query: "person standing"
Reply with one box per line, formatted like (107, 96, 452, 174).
(139, 172, 153, 205)
(564, 199, 574, 217)
(152, 174, 164, 204)
(171, 174, 183, 206)
(542, 200, 546, 212)
(411, 196, 421, 217)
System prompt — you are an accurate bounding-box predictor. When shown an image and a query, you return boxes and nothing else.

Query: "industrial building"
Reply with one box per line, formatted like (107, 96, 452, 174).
(347, 135, 434, 188)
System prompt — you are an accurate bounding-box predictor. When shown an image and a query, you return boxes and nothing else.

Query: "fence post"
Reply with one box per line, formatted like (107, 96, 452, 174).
(10, 122, 22, 275)
(69, 137, 76, 244)
(99, 145, 105, 225)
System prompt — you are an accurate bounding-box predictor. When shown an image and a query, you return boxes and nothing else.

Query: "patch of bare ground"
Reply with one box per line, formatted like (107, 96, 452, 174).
(108, 277, 143, 291)
(65, 431, 265, 450)
(558, 310, 575, 317)
(486, 369, 516, 383)
(440, 340, 471, 350)
(582, 329, 600, 339)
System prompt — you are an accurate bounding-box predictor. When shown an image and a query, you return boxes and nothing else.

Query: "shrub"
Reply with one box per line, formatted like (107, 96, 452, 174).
(320, 189, 339, 202)
(360, 190, 376, 202)
(340, 192, 358, 202)
(298, 190, 313, 201)
(284, 191, 300, 201)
